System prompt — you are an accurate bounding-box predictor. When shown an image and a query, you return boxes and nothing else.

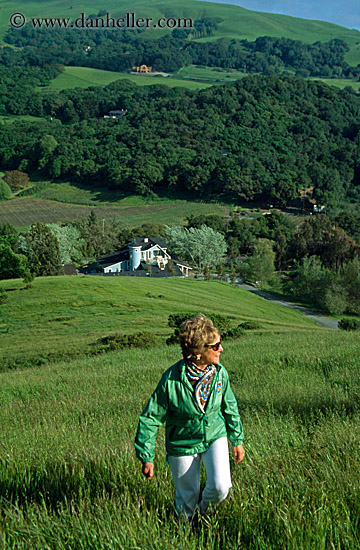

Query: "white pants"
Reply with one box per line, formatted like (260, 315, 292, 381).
(168, 437, 232, 520)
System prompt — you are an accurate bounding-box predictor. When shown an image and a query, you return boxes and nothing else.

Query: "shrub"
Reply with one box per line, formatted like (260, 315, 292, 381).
(93, 331, 158, 354)
(338, 318, 360, 331)
(323, 283, 348, 315)
(167, 312, 243, 345)
(4, 170, 29, 191)
(23, 270, 35, 289)
(168, 312, 231, 333)
(223, 325, 245, 338)
(239, 321, 261, 330)
(0, 180, 12, 199)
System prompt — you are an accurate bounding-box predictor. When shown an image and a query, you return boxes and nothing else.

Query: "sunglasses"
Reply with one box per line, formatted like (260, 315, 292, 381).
(207, 338, 222, 351)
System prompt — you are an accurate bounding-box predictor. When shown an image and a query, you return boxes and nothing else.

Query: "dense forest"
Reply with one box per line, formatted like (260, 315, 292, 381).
(1, 74, 360, 207)
(3, 21, 359, 78)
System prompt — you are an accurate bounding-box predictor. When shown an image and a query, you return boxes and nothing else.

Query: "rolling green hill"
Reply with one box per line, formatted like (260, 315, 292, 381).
(1, 0, 360, 64)
(0, 275, 320, 371)
(44, 66, 212, 91)
(0, 273, 359, 549)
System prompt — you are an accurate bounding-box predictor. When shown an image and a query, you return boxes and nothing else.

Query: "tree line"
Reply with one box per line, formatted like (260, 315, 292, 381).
(3, 20, 358, 78)
(1, 75, 360, 207)
(1, 208, 359, 316)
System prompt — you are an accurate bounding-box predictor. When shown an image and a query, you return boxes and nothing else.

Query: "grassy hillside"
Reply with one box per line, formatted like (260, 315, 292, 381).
(44, 66, 212, 91)
(0, 306, 359, 547)
(0, 275, 321, 370)
(1, 0, 360, 64)
(310, 77, 360, 92)
(43, 65, 249, 91)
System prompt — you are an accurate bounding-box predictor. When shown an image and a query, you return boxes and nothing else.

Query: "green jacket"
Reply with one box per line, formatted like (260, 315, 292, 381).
(134, 359, 244, 463)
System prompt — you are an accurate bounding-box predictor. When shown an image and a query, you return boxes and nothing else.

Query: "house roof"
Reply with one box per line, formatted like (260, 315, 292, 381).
(129, 237, 168, 252)
(96, 248, 129, 268)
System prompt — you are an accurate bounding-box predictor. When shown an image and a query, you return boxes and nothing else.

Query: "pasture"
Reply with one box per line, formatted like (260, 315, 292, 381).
(44, 67, 211, 91)
(0, 274, 359, 548)
(0, 275, 316, 371)
(310, 77, 360, 92)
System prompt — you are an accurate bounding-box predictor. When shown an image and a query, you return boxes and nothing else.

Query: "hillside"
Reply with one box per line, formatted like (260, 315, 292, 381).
(0, 281, 359, 548)
(1, 0, 360, 66)
(1, 75, 359, 210)
(0, 275, 321, 371)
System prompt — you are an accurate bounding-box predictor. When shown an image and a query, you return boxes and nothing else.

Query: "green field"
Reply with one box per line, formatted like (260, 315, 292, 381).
(0, 275, 317, 370)
(310, 77, 360, 92)
(0, 114, 45, 125)
(176, 64, 248, 82)
(0, 274, 359, 548)
(40, 65, 360, 94)
(44, 66, 212, 91)
(1, 0, 360, 65)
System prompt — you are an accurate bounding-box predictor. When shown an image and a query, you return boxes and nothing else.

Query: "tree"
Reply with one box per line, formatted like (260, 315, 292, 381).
(323, 283, 348, 315)
(165, 225, 227, 272)
(204, 265, 212, 280)
(38, 134, 58, 170)
(0, 179, 12, 199)
(0, 242, 27, 280)
(47, 223, 85, 264)
(76, 211, 123, 258)
(25, 223, 61, 276)
(339, 257, 360, 314)
(217, 260, 225, 281)
(3, 170, 29, 191)
(289, 215, 359, 271)
(237, 238, 275, 285)
(0, 222, 18, 249)
(334, 209, 360, 243)
(229, 261, 236, 285)
(23, 269, 35, 289)
(286, 255, 333, 306)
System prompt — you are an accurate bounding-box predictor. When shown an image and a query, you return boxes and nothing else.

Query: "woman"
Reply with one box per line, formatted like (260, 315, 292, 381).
(134, 313, 244, 522)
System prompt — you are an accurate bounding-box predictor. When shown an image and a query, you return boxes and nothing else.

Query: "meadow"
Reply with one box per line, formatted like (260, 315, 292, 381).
(44, 67, 211, 92)
(310, 77, 360, 92)
(0, 274, 359, 548)
(0, 275, 316, 371)
(38, 65, 360, 94)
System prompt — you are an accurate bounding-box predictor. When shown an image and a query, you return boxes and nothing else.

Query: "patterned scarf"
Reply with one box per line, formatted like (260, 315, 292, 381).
(186, 362, 216, 413)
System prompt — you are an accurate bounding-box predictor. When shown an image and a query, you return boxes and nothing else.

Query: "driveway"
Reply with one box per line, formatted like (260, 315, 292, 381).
(237, 283, 339, 329)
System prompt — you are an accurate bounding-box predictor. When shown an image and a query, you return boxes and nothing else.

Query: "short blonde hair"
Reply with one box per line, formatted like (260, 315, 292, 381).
(179, 314, 220, 362)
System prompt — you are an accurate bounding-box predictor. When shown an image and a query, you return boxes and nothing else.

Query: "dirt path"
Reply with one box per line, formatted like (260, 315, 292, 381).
(238, 283, 339, 329)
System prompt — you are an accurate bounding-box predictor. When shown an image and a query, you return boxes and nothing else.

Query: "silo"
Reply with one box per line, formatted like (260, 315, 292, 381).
(129, 245, 141, 271)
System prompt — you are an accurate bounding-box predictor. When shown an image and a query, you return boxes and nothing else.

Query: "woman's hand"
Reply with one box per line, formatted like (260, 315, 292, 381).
(233, 444, 245, 463)
(142, 462, 154, 479)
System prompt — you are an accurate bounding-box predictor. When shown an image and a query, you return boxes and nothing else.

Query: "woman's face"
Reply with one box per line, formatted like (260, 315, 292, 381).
(197, 334, 223, 367)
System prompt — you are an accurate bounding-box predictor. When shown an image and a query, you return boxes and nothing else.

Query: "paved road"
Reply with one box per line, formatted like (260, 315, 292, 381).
(237, 283, 339, 329)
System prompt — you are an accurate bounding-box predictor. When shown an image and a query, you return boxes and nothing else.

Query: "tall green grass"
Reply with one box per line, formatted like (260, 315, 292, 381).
(0, 331, 359, 549)
(0, 276, 319, 370)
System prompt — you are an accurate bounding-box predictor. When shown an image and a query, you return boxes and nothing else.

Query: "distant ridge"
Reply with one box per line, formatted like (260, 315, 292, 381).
(0, 0, 359, 65)
(195, 0, 360, 32)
